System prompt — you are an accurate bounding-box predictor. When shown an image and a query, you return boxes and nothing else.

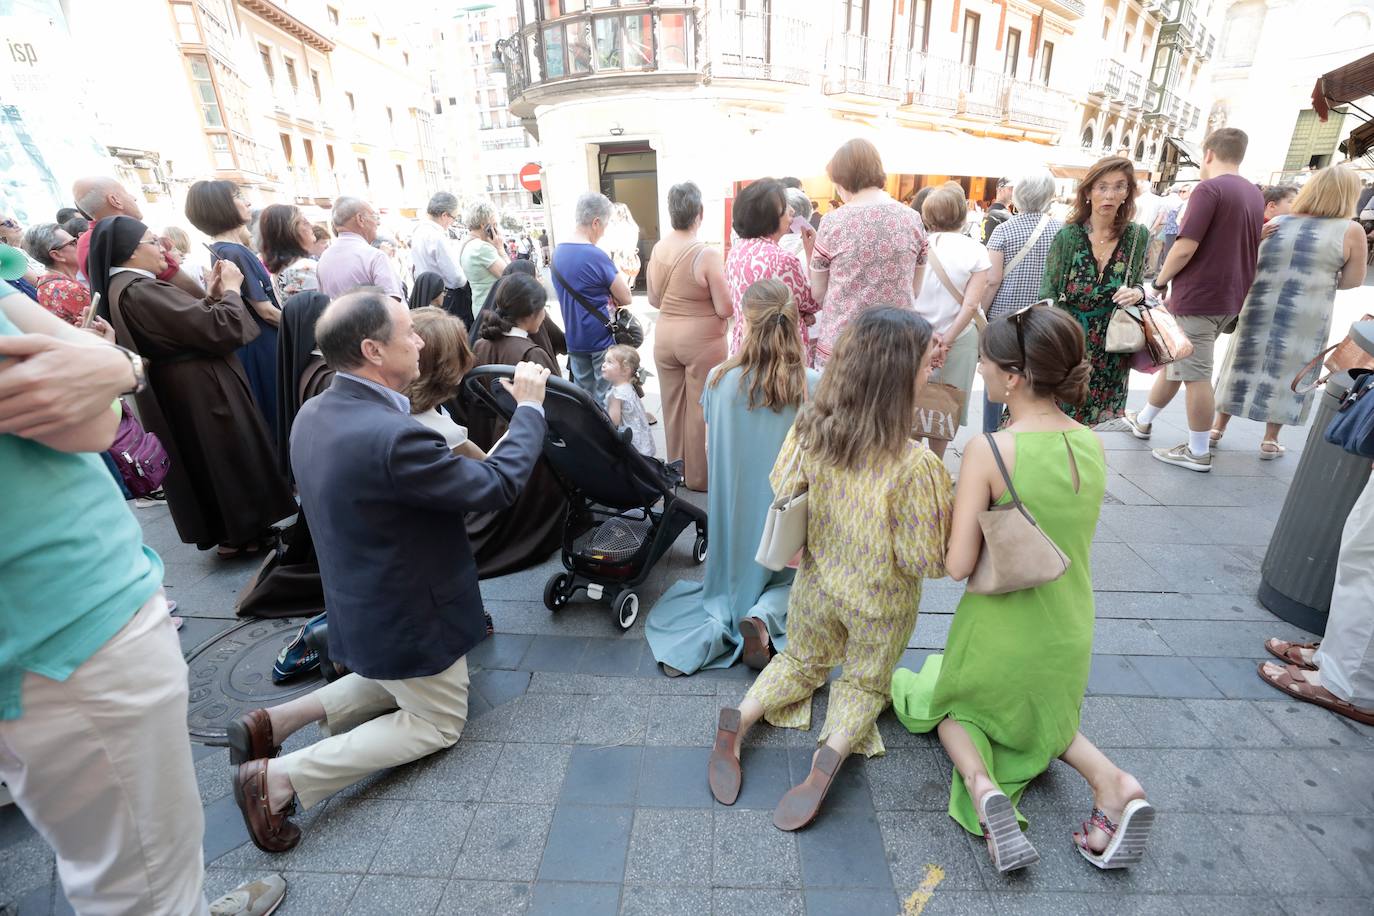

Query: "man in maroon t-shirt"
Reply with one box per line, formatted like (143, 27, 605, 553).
(1124, 129, 1264, 472)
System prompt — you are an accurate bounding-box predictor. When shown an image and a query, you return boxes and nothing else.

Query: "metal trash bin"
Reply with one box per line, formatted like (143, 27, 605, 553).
(1259, 320, 1374, 634)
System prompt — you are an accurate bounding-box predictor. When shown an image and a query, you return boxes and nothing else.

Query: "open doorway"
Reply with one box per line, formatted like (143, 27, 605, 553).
(598, 143, 659, 292)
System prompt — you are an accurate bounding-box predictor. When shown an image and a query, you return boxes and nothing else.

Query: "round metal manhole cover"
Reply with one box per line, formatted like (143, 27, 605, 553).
(186, 617, 325, 745)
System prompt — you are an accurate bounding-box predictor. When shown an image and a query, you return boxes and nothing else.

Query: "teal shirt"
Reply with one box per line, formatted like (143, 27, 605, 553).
(0, 301, 164, 719)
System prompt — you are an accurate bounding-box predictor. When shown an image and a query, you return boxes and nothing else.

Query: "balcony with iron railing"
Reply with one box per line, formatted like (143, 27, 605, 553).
(824, 31, 903, 100)
(1039, 0, 1086, 20)
(1088, 58, 1125, 99)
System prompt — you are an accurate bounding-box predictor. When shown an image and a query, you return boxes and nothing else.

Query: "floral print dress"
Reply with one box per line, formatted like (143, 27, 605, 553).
(1039, 222, 1148, 425)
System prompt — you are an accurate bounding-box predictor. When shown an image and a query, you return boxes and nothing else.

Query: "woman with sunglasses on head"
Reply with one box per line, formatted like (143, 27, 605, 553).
(1039, 157, 1149, 426)
(89, 216, 295, 557)
(892, 305, 1154, 874)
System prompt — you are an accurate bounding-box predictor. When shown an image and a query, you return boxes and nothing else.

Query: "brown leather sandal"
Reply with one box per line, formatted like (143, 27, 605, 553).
(232, 759, 301, 853)
(739, 617, 774, 671)
(1263, 638, 1319, 670)
(773, 744, 844, 831)
(1257, 662, 1374, 726)
(708, 708, 743, 805)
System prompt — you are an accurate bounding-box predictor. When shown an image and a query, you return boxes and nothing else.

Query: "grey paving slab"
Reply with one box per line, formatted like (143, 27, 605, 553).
(866, 747, 952, 811)
(895, 890, 998, 915)
(804, 888, 901, 916)
(709, 887, 804, 916)
(202, 869, 363, 916)
(469, 669, 532, 712)
(1104, 471, 1162, 506)
(435, 879, 531, 916)
(202, 792, 251, 862)
(577, 638, 647, 676)
(1090, 542, 1171, 593)
(194, 748, 233, 805)
(528, 881, 620, 916)
(450, 803, 554, 882)
(1102, 811, 1254, 895)
(1107, 748, 1267, 814)
(212, 797, 399, 874)
(528, 672, 714, 696)
(0, 836, 54, 911)
(623, 807, 712, 886)
(468, 633, 534, 670)
(561, 746, 641, 805)
(795, 806, 893, 891)
(1013, 759, 1093, 814)
(538, 804, 633, 884)
(644, 694, 719, 746)
(489, 694, 587, 744)
(1193, 656, 1286, 700)
(1181, 698, 1293, 748)
(710, 809, 800, 888)
(1288, 815, 1374, 894)
(1232, 748, 1374, 815)
(908, 612, 953, 649)
(1123, 655, 1224, 699)
(345, 875, 445, 916)
(1085, 654, 1153, 697)
(1252, 698, 1374, 749)
(1091, 591, 1278, 621)
(1178, 897, 1286, 916)
(577, 693, 652, 746)
(1126, 470, 1292, 507)
(1090, 618, 1173, 655)
(1229, 812, 1361, 895)
(877, 810, 986, 891)
(1107, 447, 1272, 478)
(1097, 504, 1217, 544)
(359, 738, 502, 803)
(785, 748, 872, 811)
(1104, 696, 1220, 747)
(1131, 542, 1260, 596)
(1150, 619, 1312, 658)
(727, 747, 792, 810)
(636, 746, 714, 808)
(1076, 695, 1148, 748)
(369, 801, 474, 878)
(519, 634, 591, 673)
(617, 885, 712, 916)
(484, 743, 572, 804)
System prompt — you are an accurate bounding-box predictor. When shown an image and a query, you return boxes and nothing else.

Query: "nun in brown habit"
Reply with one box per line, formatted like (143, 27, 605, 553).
(91, 216, 295, 554)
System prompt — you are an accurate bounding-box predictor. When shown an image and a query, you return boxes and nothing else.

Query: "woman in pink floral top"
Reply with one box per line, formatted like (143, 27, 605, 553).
(22, 223, 91, 326)
(725, 179, 819, 360)
(810, 139, 929, 368)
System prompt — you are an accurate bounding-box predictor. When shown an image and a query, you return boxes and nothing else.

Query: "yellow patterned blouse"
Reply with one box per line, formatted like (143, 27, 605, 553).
(769, 429, 954, 609)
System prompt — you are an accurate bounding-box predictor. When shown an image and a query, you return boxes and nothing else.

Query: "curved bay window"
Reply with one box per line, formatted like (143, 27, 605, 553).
(508, 1, 697, 92)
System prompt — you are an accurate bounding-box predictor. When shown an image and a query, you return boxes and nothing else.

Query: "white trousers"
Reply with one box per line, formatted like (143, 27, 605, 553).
(0, 593, 210, 916)
(1315, 473, 1374, 707)
(280, 654, 470, 810)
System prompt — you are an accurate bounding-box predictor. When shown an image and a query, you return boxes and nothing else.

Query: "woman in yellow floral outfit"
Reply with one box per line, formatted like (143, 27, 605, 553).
(707, 307, 953, 831)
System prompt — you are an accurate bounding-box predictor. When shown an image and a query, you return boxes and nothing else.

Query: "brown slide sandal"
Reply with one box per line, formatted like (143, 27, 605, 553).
(708, 707, 743, 805)
(739, 617, 774, 671)
(1263, 638, 1319, 670)
(773, 744, 844, 832)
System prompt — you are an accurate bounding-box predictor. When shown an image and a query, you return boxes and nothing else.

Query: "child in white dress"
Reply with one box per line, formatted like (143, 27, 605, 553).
(601, 344, 656, 457)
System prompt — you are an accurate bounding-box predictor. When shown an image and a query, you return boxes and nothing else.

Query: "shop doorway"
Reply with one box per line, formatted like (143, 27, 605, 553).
(598, 142, 659, 291)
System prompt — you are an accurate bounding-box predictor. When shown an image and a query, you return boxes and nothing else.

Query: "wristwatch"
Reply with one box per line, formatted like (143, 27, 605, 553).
(117, 346, 148, 395)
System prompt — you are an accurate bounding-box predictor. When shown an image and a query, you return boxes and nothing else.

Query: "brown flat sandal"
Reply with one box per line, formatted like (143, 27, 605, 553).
(773, 744, 844, 832)
(1264, 638, 1319, 670)
(1256, 662, 1374, 726)
(739, 617, 774, 671)
(708, 707, 743, 805)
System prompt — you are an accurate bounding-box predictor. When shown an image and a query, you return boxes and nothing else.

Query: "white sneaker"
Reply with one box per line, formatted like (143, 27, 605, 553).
(1151, 443, 1212, 472)
(209, 874, 286, 916)
(1123, 411, 1153, 440)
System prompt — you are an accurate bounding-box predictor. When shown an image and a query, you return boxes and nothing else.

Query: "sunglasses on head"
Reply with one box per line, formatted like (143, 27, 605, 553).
(1004, 298, 1054, 372)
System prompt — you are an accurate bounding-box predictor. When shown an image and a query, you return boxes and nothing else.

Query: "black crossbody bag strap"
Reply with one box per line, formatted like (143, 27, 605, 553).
(550, 259, 613, 333)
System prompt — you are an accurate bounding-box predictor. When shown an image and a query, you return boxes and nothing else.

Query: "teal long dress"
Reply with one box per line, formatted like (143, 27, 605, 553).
(890, 429, 1105, 835)
(645, 366, 819, 674)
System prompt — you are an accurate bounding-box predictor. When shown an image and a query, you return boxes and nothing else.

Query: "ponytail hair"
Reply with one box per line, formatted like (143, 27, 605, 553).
(606, 344, 645, 398)
(478, 273, 546, 340)
(707, 277, 806, 411)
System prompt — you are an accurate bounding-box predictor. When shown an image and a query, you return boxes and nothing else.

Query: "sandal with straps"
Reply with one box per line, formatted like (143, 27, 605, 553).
(1256, 662, 1374, 726)
(978, 789, 1039, 872)
(1259, 440, 1286, 460)
(1264, 638, 1319, 670)
(1074, 798, 1156, 869)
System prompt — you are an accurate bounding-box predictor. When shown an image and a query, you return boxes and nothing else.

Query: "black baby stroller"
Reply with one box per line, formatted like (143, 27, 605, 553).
(463, 366, 708, 629)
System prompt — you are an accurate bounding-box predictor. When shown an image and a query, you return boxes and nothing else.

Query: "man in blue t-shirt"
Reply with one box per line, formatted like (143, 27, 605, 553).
(0, 286, 284, 915)
(550, 192, 633, 403)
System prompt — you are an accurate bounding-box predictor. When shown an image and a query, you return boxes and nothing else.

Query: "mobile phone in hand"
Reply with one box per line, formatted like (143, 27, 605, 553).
(81, 293, 100, 328)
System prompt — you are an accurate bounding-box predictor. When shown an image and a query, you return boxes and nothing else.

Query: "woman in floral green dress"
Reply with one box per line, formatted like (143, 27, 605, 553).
(1040, 156, 1149, 426)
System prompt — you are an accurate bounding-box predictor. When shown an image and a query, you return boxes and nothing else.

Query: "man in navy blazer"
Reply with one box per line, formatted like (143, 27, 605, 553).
(227, 289, 550, 852)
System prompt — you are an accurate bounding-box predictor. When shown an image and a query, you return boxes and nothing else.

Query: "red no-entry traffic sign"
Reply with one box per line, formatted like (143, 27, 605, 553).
(519, 163, 542, 193)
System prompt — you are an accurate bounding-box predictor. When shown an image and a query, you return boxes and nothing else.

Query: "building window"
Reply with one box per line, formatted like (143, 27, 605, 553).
(907, 0, 931, 53)
(403, 51, 410, 66)
(1004, 28, 1020, 78)
(310, 69, 321, 101)
(1123, 29, 1132, 54)
(372, 32, 381, 50)
(1103, 129, 1114, 151)
(1081, 124, 1094, 149)
(1040, 41, 1054, 84)
(187, 56, 224, 128)
(345, 91, 355, 111)
(1219, 0, 1266, 67)
(280, 133, 294, 166)
(386, 106, 394, 126)
(259, 44, 275, 86)
(358, 158, 370, 186)
(841, 0, 870, 35)
(1101, 16, 1111, 41)
(209, 133, 233, 169)
(1135, 139, 1146, 160)
(303, 138, 315, 168)
(961, 12, 979, 68)
(171, 2, 200, 43)
(284, 57, 298, 93)
(327, 5, 339, 26)
(326, 143, 336, 169)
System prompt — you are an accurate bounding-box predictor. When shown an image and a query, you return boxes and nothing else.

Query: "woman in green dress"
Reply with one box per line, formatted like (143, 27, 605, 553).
(1039, 156, 1149, 426)
(890, 305, 1155, 873)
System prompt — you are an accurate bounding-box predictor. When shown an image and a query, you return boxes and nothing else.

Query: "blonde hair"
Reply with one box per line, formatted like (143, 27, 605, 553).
(793, 307, 934, 470)
(1291, 164, 1361, 219)
(163, 226, 191, 255)
(707, 278, 806, 411)
(922, 187, 968, 232)
(405, 307, 474, 414)
(606, 343, 644, 398)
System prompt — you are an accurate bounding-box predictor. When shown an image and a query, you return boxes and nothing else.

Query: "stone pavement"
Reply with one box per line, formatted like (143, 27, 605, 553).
(6, 334, 1374, 915)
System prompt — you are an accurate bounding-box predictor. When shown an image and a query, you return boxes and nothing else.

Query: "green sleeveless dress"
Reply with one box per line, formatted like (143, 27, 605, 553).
(890, 428, 1105, 835)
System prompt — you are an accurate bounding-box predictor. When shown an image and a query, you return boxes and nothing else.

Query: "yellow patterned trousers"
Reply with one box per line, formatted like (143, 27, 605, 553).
(744, 566, 920, 758)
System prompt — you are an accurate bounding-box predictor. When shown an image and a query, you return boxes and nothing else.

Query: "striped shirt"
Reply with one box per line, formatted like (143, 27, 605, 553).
(985, 213, 1062, 319)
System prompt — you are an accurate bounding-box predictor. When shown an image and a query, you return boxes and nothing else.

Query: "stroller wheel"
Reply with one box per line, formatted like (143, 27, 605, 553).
(614, 591, 640, 630)
(692, 535, 708, 565)
(543, 572, 572, 611)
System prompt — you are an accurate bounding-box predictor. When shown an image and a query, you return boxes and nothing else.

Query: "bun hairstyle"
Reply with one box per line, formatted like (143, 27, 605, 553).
(478, 273, 546, 340)
(707, 277, 806, 411)
(606, 344, 645, 398)
(794, 307, 934, 470)
(980, 305, 1091, 406)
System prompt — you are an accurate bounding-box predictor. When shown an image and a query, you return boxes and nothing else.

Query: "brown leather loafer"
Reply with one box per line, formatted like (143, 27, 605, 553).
(708, 707, 743, 805)
(773, 744, 845, 832)
(228, 708, 280, 765)
(232, 760, 301, 853)
(739, 617, 775, 671)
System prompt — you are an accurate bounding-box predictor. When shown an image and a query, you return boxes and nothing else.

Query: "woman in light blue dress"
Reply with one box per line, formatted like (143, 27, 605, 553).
(647, 278, 817, 675)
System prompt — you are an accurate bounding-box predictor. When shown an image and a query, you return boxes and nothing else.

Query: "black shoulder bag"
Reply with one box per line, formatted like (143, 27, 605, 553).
(549, 257, 644, 349)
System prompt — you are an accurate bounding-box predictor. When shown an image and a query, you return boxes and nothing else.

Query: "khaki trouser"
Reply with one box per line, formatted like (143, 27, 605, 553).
(0, 593, 210, 916)
(1315, 474, 1374, 707)
(280, 654, 470, 810)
